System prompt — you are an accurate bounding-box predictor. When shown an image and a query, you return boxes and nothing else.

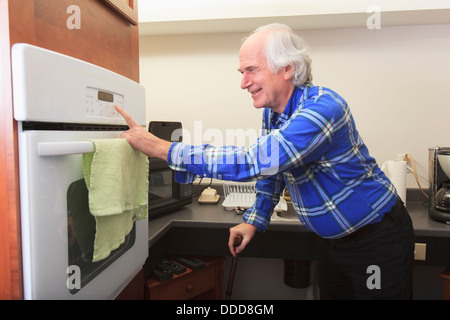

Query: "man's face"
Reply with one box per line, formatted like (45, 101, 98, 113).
(238, 32, 294, 114)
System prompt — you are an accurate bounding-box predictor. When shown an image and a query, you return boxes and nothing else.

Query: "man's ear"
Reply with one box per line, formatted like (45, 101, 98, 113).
(283, 64, 295, 80)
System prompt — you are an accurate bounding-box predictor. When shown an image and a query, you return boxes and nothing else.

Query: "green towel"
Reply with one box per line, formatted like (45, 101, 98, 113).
(82, 138, 148, 262)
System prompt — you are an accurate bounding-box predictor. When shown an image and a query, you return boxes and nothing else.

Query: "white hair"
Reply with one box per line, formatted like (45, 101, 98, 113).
(246, 23, 313, 86)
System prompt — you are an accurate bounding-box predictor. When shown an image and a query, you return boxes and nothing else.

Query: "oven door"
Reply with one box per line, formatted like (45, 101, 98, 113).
(18, 129, 148, 300)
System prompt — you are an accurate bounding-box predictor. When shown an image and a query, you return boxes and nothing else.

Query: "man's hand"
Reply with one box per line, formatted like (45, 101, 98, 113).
(228, 223, 257, 257)
(115, 105, 171, 160)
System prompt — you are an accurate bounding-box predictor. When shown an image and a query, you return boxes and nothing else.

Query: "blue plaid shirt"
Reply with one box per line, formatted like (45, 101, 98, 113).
(167, 85, 397, 239)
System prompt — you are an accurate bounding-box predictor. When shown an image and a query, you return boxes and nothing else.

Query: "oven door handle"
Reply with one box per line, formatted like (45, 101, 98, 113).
(38, 141, 95, 156)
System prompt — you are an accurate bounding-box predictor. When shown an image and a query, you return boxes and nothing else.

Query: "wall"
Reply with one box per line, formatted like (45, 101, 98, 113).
(139, 32, 260, 148)
(139, 23, 450, 189)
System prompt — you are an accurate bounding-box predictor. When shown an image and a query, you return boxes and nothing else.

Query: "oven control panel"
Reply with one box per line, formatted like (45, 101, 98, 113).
(85, 87, 124, 119)
(12, 43, 145, 126)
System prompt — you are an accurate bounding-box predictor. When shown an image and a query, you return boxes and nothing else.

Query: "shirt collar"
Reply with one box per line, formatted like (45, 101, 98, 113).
(269, 85, 306, 129)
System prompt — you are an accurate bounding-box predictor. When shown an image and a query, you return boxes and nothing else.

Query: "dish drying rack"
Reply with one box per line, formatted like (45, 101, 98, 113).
(222, 182, 287, 212)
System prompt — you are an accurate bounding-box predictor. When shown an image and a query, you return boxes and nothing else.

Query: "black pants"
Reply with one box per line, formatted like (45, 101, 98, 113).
(317, 198, 414, 300)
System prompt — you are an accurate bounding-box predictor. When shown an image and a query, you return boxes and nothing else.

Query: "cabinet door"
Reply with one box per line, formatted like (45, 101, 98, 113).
(101, 0, 138, 25)
(9, 0, 140, 82)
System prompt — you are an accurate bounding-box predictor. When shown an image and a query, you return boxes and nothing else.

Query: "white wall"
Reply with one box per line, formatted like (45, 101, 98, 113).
(138, 0, 450, 23)
(139, 23, 450, 188)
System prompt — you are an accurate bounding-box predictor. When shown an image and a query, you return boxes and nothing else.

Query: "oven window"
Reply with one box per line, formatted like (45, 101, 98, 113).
(66, 179, 135, 294)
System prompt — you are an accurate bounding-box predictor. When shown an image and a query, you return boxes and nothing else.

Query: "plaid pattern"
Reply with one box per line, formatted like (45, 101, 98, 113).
(167, 85, 397, 238)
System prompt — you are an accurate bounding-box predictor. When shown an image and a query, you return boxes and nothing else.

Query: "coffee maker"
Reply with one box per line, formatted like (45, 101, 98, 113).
(429, 146, 450, 224)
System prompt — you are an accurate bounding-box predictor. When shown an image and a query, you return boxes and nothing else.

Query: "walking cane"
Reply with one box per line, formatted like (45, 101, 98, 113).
(225, 234, 243, 300)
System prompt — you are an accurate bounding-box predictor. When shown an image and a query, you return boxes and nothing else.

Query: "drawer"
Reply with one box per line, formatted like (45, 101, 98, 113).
(145, 257, 224, 300)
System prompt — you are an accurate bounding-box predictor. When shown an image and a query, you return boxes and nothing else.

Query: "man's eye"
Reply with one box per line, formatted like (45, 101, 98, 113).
(238, 67, 259, 75)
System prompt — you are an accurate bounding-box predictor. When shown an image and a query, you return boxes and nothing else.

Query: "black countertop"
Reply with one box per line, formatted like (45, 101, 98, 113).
(148, 199, 303, 246)
(147, 193, 450, 265)
(407, 201, 450, 238)
(149, 198, 450, 244)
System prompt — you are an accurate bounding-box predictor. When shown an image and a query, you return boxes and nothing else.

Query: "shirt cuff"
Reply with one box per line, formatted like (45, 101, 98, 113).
(167, 142, 197, 184)
(242, 194, 277, 232)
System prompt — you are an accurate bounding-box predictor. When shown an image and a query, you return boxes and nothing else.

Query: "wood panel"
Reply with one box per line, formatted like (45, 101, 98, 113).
(102, 0, 138, 25)
(0, 0, 22, 300)
(115, 269, 144, 300)
(9, 0, 139, 82)
(0, 0, 140, 299)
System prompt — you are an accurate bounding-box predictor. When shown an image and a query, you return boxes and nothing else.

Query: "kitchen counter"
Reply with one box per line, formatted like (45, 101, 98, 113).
(148, 198, 309, 246)
(146, 192, 450, 268)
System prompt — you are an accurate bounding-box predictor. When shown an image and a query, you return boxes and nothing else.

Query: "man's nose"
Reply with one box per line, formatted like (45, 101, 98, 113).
(241, 73, 251, 90)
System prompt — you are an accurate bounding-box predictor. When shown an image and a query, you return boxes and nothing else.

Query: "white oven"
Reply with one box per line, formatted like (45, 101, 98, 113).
(12, 44, 148, 299)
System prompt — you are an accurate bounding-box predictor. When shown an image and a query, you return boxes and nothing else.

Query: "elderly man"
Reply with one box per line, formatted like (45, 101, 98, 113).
(115, 23, 414, 300)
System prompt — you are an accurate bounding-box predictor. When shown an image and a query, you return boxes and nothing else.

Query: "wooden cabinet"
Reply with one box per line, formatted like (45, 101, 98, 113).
(145, 257, 225, 300)
(102, 0, 138, 25)
(441, 267, 450, 300)
(116, 269, 145, 300)
(8, 0, 140, 82)
(0, 0, 139, 299)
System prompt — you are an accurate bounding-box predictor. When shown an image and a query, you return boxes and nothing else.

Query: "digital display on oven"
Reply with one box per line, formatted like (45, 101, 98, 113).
(98, 91, 114, 102)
